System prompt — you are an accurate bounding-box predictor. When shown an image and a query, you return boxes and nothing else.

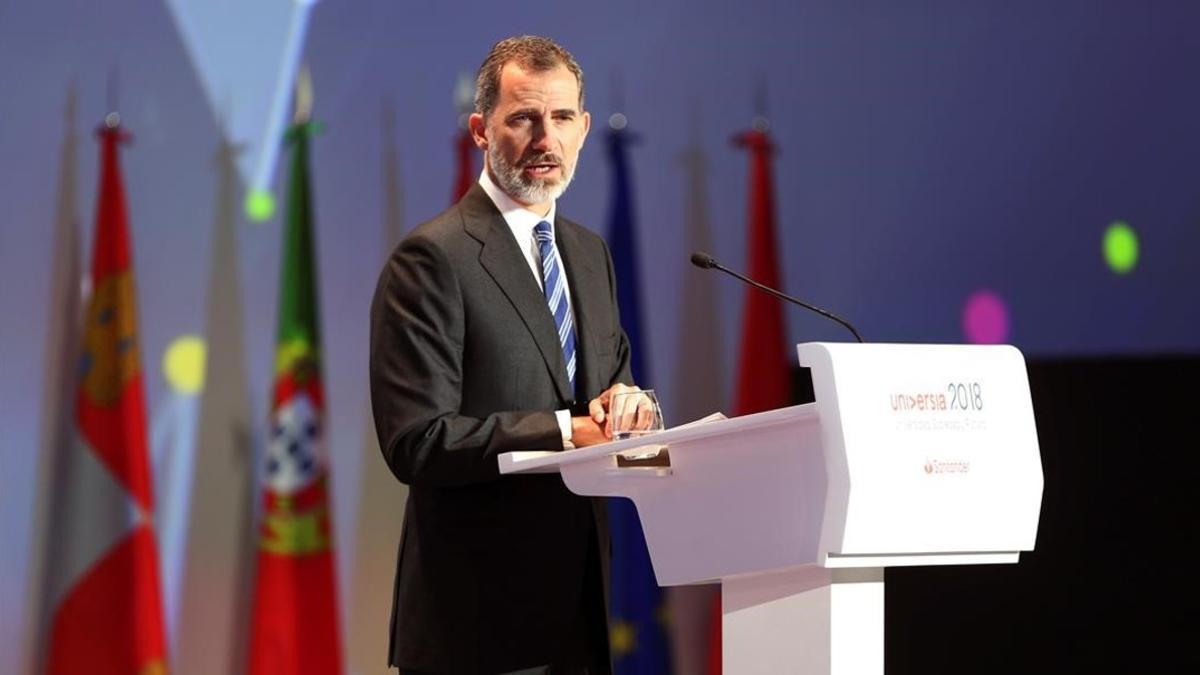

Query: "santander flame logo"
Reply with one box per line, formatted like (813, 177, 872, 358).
(924, 458, 970, 475)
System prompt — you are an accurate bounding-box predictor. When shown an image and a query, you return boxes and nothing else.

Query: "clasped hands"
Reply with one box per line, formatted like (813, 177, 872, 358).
(569, 383, 655, 448)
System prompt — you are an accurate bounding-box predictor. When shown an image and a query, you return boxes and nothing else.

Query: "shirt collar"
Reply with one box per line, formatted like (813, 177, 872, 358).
(478, 167, 557, 234)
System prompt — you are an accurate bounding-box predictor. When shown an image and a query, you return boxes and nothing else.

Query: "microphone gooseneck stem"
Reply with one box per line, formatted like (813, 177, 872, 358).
(695, 253, 865, 343)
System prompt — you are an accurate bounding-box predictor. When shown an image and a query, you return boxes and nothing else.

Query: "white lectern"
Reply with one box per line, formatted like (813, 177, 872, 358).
(499, 343, 1044, 674)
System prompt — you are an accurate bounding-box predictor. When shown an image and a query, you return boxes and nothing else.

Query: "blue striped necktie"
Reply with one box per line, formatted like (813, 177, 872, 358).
(534, 220, 577, 391)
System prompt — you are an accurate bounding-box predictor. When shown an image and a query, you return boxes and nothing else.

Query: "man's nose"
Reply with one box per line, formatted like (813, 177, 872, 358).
(530, 118, 554, 151)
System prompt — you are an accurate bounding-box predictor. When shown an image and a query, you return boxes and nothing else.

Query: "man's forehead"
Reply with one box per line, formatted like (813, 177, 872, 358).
(497, 62, 581, 109)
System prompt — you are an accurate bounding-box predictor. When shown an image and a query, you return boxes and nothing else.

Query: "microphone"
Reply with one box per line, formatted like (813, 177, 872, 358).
(690, 251, 865, 343)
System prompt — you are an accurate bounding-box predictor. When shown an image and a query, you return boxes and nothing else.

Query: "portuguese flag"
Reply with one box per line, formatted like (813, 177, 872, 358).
(247, 120, 343, 675)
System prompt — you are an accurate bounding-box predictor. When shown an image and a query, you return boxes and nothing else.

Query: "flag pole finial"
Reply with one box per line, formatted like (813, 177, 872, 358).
(294, 64, 313, 124)
(454, 71, 474, 130)
(106, 65, 120, 127)
(106, 64, 119, 119)
(609, 69, 628, 130)
(752, 74, 769, 132)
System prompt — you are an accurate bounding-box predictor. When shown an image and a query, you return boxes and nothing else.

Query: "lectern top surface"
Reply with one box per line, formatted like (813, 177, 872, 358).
(497, 403, 818, 475)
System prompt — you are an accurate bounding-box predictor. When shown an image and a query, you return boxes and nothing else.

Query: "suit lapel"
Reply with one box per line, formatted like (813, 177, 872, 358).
(556, 216, 604, 400)
(461, 185, 574, 402)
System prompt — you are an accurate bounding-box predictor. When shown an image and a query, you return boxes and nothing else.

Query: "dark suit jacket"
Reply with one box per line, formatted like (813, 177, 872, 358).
(369, 184, 633, 673)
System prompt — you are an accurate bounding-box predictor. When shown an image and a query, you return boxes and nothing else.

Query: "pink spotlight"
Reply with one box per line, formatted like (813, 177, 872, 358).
(963, 290, 1010, 344)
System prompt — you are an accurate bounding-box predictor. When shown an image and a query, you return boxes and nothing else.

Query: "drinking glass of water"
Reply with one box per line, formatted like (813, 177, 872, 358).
(609, 389, 664, 441)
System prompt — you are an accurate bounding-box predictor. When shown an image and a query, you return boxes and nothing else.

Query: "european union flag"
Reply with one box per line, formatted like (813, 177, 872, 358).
(604, 121, 672, 674)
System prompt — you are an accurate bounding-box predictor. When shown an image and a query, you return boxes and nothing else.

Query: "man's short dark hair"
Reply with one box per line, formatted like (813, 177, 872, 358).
(474, 35, 585, 118)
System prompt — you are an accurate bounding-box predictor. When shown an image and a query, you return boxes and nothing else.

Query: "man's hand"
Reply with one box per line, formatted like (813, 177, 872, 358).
(570, 415, 609, 447)
(588, 383, 642, 438)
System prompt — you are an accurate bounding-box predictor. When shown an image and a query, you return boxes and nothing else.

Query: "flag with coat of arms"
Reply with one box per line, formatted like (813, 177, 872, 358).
(41, 118, 170, 675)
(247, 118, 343, 675)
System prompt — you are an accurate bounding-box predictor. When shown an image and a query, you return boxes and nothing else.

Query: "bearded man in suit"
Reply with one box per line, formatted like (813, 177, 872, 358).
(370, 35, 642, 674)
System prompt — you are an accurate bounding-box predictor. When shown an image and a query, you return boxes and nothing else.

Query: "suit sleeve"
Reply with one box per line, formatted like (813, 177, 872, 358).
(369, 234, 562, 487)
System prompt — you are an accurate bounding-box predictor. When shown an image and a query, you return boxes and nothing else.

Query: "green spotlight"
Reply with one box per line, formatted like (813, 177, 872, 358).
(245, 189, 276, 222)
(1103, 221, 1139, 275)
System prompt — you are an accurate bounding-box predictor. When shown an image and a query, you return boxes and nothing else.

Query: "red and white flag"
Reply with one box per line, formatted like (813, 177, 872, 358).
(42, 121, 169, 675)
(731, 128, 791, 418)
(707, 127, 792, 675)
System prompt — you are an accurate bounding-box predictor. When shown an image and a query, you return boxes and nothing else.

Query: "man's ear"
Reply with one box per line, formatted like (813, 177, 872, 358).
(579, 110, 591, 149)
(468, 112, 488, 150)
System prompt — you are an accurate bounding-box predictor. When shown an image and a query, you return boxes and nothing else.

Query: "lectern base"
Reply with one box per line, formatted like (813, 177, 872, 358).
(723, 566, 883, 675)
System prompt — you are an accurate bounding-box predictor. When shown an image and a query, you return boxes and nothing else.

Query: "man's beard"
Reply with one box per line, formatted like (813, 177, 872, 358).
(488, 142, 575, 205)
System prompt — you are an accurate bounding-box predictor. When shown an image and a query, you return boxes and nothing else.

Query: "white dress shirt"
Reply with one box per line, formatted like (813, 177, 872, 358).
(477, 169, 577, 447)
